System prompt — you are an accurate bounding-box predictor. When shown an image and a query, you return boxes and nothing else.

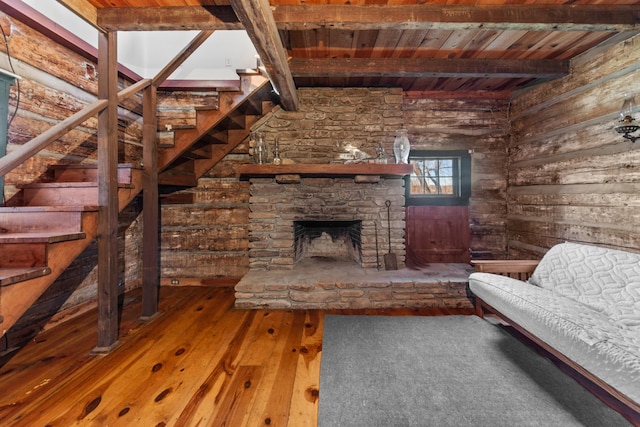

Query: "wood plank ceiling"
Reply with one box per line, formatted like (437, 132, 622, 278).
(60, 0, 640, 110)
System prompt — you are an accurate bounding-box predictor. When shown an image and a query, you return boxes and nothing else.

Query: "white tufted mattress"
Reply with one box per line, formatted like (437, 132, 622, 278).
(469, 273, 640, 405)
(469, 242, 640, 406)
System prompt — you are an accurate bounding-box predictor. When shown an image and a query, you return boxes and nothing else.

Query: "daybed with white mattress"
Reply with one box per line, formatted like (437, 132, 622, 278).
(469, 242, 640, 425)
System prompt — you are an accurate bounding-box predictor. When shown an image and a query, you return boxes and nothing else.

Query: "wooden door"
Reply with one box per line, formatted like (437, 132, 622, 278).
(405, 206, 470, 266)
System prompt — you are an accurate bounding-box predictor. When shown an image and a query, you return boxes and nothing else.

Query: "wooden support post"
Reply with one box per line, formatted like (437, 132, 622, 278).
(141, 85, 159, 320)
(94, 30, 120, 353)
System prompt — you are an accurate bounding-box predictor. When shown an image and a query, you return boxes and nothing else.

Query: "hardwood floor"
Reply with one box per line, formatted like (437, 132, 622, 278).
(0, 286, 473, 426)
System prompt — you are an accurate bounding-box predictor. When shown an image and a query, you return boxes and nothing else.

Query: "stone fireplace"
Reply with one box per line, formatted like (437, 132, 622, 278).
(240, 164, 411, 271)
(235, 163, 473, 311)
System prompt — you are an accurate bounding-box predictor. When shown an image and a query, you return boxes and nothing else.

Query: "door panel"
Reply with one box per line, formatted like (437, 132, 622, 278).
(405, 206, 470, 266)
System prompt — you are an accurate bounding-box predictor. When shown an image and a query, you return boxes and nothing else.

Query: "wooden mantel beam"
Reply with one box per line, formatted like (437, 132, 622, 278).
(273, 5, 640, 32)
(289, 58, 570, 79)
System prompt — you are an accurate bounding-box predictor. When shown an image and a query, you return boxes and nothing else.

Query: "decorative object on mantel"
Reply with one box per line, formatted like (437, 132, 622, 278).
(614, 94, 640, 143)
(272, 135, 282, 165)
(393, 128, 411, 163)
(251, 131, 269, 164)
(376, 142, 388, 164)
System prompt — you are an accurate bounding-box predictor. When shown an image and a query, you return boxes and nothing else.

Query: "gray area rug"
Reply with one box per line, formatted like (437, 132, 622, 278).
(318, 315, 630, 427)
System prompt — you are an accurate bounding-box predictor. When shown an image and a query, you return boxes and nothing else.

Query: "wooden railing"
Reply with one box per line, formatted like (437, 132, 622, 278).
(0, 78, 151, 179)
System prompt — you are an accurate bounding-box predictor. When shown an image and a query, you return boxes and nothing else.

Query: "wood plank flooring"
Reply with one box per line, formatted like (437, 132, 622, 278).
(0, 286, 473, 426)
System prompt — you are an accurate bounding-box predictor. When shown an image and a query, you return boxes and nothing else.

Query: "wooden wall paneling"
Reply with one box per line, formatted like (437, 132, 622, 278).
(510, 35, 640, 118)
(403, 95, 509, 259)
(507, 34, 640, 256)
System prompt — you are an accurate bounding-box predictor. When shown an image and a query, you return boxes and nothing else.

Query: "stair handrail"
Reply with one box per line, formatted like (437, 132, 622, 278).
(0, 78, 152, 179)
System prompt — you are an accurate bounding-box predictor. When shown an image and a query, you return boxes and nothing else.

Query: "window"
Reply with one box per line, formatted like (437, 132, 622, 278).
(405, 150, 471, 206)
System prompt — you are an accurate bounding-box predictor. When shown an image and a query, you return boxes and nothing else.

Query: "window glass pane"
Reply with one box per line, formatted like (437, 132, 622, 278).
(406, 150, 471, 206)
(440, 177, 454, 194)
(409, 156, 458, 196)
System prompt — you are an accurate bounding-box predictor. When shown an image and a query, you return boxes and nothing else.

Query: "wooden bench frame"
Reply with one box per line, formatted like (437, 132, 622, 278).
(471, 260, 640, 426)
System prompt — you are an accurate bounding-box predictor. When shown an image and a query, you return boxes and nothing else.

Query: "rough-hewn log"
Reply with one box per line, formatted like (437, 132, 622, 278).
(97, 6, 242, 31)
(230, 0, 299, 111)
(289, 58, 569, 79)
(273, 5, 640, 32)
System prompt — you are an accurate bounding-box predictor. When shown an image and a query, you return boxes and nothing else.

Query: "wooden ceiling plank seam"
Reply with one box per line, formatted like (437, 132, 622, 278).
(392, 30, 430, 59)
(458, 29, 502, 59)
(329, 29, 356, 59)
(371, 29, 404, 59)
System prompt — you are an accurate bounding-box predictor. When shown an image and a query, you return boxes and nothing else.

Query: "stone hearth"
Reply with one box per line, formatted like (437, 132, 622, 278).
(235, 259, 474, 310)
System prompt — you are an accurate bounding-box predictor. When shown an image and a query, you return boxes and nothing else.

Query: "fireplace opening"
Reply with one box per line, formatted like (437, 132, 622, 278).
(294, 220, 362, 265)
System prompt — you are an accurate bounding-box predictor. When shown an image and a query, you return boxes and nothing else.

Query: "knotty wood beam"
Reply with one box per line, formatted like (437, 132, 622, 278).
(230, 0, 299, 111)
(141, 85, 159, 320)
(289, 58, 569, 79)
(273, 5, 640, 32)
(95, 30, 120, 353)
(97, 6, 242, 31)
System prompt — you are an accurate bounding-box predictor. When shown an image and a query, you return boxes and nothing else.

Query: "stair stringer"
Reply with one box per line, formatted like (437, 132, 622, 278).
(157, 74, 271, 173)
(0, 169, 144, 338)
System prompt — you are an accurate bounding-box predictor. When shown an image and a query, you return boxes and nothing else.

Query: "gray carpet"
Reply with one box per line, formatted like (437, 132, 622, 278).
(318, 315, 631, 427)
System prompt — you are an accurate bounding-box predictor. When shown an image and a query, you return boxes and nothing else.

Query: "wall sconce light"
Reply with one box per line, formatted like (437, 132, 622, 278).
(614, 94, 640, 143)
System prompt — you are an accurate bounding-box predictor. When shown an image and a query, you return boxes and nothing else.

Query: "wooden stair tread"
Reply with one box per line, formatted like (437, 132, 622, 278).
(0, 231, 86, 244)
(17, 182, 134, 189)
(0, 267, 51, 287)
(48, 163, 140, 170)
(0, 205, 98, 213)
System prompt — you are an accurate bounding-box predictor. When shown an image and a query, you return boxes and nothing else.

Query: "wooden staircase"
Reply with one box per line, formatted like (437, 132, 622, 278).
(0, 71, 274, 343)
(158, 72, 275, 186)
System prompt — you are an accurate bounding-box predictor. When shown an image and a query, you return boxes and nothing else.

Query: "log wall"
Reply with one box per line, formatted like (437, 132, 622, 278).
(403, 94, 510, 259)
(507, 34, 640, 258)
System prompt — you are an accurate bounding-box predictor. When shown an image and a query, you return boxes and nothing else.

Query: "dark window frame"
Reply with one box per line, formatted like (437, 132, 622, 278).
(405, 150, 471, 206)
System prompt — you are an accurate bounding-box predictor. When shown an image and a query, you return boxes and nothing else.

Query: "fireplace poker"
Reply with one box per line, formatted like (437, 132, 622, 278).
(384, 200, 398, 270)
(375, 220, 380, 270)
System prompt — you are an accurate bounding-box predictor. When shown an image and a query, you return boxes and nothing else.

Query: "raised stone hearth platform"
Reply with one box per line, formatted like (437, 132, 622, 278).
(234, 258, 474, 310)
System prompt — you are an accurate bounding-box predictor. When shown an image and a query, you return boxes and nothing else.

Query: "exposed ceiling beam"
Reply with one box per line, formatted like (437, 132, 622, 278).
(289, 58, 570, 79)
(230, 0, 299, 111)
(273, 5, 640, 32)
(97, 6, 242, 31)
(87, 4, 640, 32)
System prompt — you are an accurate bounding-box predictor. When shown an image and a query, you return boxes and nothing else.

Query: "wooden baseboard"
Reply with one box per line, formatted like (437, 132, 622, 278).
(160, 277, 240, 287)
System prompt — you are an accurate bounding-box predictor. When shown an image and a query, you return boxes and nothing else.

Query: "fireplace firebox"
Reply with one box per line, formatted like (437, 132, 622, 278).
(294, 220, 362, 264)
